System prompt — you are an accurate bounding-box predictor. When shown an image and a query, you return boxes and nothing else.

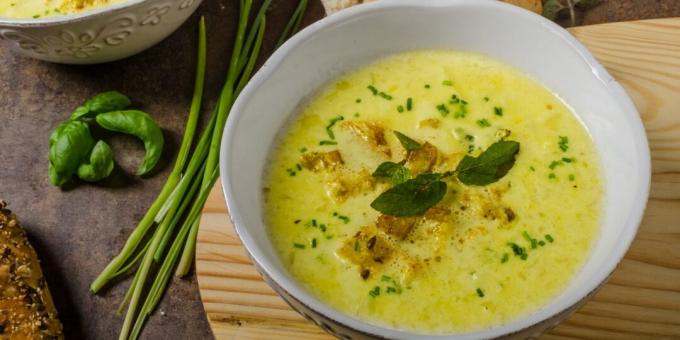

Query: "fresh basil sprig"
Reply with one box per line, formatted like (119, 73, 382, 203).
(456, 140, 520, 185)
(370, 173, 447, 217)
(372, 161, 411, 185)
(370, 140, 520, 216)
(70, 91, 131, 120)
(95, 110, 164, 176)
(394, 131, 422, 151)
(77, 140, 115, 182)
(48, 120, 95, 186)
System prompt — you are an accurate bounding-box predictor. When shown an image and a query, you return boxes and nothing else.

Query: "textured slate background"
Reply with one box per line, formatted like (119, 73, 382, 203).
(0, 0, 324, 339)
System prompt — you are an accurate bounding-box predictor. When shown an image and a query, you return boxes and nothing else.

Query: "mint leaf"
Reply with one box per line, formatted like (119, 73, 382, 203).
(394, 131, 422, 151)
(370, 173, 447, 216)
(456, 141, 520, 186)
(373, 161, 410, 185)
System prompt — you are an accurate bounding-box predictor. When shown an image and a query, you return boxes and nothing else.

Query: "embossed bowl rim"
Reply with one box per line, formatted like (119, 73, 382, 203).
(0, 0, 149, 26)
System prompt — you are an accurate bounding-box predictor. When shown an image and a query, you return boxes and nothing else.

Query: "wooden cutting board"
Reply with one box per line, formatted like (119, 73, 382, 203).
(196, 17, 680, 339)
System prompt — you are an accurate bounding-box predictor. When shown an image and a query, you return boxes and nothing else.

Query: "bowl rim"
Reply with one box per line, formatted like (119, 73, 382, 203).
(220, 0, 651, 338)
(0, 0, 147, 27)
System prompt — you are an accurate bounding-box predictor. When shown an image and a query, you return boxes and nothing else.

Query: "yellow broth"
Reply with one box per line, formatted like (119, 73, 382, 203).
(0, 0, 127, 19)
(264, 50, 602, 333)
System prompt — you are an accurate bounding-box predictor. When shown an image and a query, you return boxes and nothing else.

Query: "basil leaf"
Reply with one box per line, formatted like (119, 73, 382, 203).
(370, 173, 447, 217)
(456, 140, 520, 186)
(48, 120, 95, 186)
(372, 161, 411, 185)
(394, 131, 422, 151)
(77, 141, 115, 182)
(70, 91, 132, 120)
(95, 110, 164, 176)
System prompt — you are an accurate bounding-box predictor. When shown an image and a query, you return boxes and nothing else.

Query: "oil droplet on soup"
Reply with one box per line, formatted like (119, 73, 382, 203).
(264, 50, 602, 333)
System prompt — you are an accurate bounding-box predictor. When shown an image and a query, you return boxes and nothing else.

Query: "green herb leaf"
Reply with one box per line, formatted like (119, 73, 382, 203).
(70, 91, 132, 120)
(77, 140, 115, 182)
(394, 131, 422, 151)
(48, 120, 95, 186)
(370, 173, 447, 217)
(542, 0, 565, 20)
(95, 110, 164, 176)
(456, 140, 520, 186)
(372, 161, 411, 185)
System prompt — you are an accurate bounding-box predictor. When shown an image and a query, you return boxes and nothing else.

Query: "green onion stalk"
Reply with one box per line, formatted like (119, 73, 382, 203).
(89, 2, 309, 339)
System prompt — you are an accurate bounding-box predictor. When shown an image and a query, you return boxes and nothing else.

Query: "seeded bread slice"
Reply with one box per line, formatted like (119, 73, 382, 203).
(0, 200, 63, 339)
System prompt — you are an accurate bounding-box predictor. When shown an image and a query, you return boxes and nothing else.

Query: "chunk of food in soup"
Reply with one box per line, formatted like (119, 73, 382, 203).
(264, 50, 602, 333)
(0, 0, 126, 19)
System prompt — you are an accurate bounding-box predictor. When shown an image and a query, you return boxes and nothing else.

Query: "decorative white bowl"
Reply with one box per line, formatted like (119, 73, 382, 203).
(0, 0, 201, 64)
(221, 0, 651, 339)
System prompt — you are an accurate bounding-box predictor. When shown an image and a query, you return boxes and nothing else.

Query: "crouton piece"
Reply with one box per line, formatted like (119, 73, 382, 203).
(342, 121, 391, 157)
(376, 215, 419, 240)
(300, 150, 344, 172)
(405, 142, 438, 174)
(325, 168, 375, 203)
(337, 225, 394, 279)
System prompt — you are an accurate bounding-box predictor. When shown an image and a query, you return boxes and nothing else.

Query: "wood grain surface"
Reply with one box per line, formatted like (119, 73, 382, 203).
(196, 18, 680, 339)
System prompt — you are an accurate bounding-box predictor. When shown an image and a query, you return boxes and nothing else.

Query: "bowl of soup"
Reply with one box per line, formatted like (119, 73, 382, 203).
(0, 0, 202, 64)
(220, 0, 650, 338)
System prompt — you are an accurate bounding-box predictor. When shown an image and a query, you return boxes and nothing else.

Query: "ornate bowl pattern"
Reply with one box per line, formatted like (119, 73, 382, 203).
(0, 0, 202, 64)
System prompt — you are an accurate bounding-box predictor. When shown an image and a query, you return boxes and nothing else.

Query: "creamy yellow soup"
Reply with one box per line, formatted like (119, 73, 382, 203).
(264, 50, 602, 333)
(0, 0, 125, 19)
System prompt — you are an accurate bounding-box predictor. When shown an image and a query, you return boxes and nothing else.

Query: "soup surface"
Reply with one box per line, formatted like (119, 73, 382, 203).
(0, 0, 126, 19)
(264, 50, 602, 333)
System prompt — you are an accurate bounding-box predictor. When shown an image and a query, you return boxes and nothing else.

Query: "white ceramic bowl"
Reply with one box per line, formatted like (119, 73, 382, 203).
(221, 1, 651, 338)
(0, 0, 201, 64)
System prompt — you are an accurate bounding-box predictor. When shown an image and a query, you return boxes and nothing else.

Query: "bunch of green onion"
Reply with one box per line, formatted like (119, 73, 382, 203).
(88, 1, 308, 339)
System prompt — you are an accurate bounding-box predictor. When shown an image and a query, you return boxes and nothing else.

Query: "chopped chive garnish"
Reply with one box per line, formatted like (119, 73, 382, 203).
(442, 80, 453, 86)
(450, 94, 460, 104)
(337, 215, 350, 224)
(464, 134, 475, 142)
(333, 212, 338, 216)
(319, 140, 337, 145)
(386, 287, 397, 294)
(568, 174, 575, 181)
(508, 243, 528, 260)
(367, 85, 378, 95)
(311, 238, 317, 248)
(549, 160, 562, 169)
(378, 92, 392, 100)
(286, 168, 297, 176)
(312, 219, 317, 227)
(294, 219, 301, 224)
(294, 243, 305, 249)
(354, 240, 360, 252)
(381, 275, 392, 282)
(558, 136, 569, 152)
(562, 157, 575, 163)
(406, 97, 413, 111)
(436, 104, 450, 116)
(476, 119, 491, 128)
(548, 173, 556, 179)
(538, 240, 546, 246)
(319, 224, 327, 232)
(397, 105, 404, 113)
(424, 84, 431, 89)
(522, 231, 538, 249)
(483, 96, 490, 102)
(299, 147, 307, 153)
(494, 107, 503, 116)
(476, 288, 485, 297)
(356, 98, 362, 103)
(501, 253, 509, 263)
(33, 14, 40, 18)
(529, 166, 536, 172)
(545, 234, 554, 243)
(325, 115, 344, 140)
(296, 164, 302, 171)
(353, 112, 360, 118)
(369, 286, 380, 298)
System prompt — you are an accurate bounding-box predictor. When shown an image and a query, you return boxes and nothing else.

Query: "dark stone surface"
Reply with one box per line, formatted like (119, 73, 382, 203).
(0, 0, 676, 339)
(0, 0, 324, 339)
